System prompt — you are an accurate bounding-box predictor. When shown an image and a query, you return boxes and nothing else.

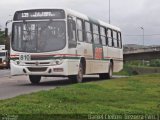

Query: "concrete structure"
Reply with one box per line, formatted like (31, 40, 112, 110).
(123, 46, 160, 61)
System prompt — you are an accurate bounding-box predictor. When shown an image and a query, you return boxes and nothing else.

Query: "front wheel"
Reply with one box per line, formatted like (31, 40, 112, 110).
(29, 75, 41, 84)
(69, 62, 83, 83)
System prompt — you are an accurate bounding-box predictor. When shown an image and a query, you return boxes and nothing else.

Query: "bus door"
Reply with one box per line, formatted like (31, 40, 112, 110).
(67, 16, 77, 55)
(83, 21, 94, 59)
(76, 18, 85, 56)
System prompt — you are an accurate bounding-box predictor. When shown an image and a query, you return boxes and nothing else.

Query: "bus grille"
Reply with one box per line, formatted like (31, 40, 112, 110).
(25, 62, 50, 65)
(27, 67, 47, 72)
(0, 58, 2, 63)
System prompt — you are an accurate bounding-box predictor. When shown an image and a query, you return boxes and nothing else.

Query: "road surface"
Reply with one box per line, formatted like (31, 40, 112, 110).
(0, 69, 10, 78)
(0, 69, 127, 100)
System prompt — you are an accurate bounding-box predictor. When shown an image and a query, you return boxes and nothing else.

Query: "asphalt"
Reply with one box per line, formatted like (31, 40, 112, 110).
(0, 69, 10, 78)
(0, 69, 127, 100)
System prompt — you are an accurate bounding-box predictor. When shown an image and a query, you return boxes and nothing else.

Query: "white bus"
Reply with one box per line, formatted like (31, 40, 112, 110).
(10, 8, 123, 84)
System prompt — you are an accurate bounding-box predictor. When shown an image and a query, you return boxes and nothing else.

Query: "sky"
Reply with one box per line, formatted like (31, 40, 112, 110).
(0, 0, 160, 45)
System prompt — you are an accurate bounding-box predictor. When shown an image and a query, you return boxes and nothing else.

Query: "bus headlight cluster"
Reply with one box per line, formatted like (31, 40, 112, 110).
(55, 58, 63, 65)
(14, 60, 20, 65)
(3, 61, 7, 65)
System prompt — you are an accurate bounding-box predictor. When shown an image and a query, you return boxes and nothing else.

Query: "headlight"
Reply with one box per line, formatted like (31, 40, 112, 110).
(55, 58, 63, 65)
(3, 61, 7, 65)
(14, 60, 20, 65)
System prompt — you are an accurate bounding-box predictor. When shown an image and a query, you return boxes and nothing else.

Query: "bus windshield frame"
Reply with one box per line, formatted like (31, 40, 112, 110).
(12, 20, 66, 53)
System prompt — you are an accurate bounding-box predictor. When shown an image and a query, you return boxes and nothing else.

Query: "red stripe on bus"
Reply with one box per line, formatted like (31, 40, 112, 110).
(10, 54, 82, 57)
(104, 56, 123, 60)
(10, 55, 19, 57)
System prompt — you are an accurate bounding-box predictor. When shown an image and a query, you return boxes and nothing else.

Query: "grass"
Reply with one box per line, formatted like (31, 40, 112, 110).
(114, 65, 160, 76)
(0, 74, 160, 119)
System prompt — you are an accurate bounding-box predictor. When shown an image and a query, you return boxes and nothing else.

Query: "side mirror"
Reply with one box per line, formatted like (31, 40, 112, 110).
(5, 28, 8, 37)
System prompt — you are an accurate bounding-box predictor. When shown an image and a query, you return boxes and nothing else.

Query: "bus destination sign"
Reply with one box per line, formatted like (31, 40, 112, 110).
(14, 9, 65, 20)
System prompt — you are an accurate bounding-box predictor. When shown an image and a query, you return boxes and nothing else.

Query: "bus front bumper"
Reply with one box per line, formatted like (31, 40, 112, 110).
(10, 62, 68, 76)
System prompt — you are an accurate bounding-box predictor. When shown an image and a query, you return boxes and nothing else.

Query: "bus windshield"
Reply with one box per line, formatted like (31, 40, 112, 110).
(12, 21, 66, 53)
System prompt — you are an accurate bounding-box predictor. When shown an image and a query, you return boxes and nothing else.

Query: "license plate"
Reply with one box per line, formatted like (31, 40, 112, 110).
(19, 54, 31, 61)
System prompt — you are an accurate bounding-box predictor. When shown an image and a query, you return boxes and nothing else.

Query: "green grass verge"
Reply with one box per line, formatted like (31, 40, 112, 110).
(114, 65, 160, 76)
(0, 74, 160, 119)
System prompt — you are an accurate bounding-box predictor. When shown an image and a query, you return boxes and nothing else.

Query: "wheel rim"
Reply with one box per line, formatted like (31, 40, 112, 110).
(109, 64, 113, 77)
(77, 65, 83, 82)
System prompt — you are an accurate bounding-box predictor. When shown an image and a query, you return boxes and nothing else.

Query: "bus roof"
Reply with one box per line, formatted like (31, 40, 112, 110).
(65, 8, 121, 31)
(13, 8, 121, 31)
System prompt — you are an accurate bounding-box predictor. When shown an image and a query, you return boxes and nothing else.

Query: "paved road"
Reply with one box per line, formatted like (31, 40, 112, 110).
(0, 69, 127, 100)
(0, 75, 71, 100)
(0, 69, 10, 78)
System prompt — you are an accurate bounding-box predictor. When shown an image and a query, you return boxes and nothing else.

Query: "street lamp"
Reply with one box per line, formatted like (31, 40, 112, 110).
(109, 0, 111, 24)
(140, 27, 144, 47)
(140, 27, 145, 66)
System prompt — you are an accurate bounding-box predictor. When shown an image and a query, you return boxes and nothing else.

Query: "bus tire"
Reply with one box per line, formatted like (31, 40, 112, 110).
(77, 62, 84, 83)
(106, 62, 113, 79)
(69, 62, 83, 83)
(99, 62, 113, 79)
(99, 73, 107, 79)
(29, 75, 41, 84)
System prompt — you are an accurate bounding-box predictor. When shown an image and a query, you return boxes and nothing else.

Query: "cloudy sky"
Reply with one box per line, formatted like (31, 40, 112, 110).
(0, 0, 160, 45)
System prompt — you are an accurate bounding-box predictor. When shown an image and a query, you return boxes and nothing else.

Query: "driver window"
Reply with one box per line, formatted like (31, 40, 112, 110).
(68, 16, 76, 42)
(68, 16, 77, 48)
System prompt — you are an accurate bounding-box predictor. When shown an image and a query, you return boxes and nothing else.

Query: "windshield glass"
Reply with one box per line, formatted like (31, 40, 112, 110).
(12, 21, 66, 52)
(0, 52, 5, 57)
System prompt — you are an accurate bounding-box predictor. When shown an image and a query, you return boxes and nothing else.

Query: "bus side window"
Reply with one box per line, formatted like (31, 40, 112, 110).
(77, 19, 83, 42)
(68, 16, 77, 48)
(92, 24, 100, 44)
(85, 21, 92, 43)
(113, 31, 118, 48)
(100, 26, 107, 46)
(118, 32, 122, 48)
(107, 29, 113, 47)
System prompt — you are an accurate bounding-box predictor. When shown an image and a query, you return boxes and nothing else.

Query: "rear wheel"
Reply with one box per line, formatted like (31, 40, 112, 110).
(99, 73, 108, 79)
(99, 62, 113, 79)
(106, 62, 113, 79)
(69, 62, 83, 83)
(29, 75, 41, 84)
